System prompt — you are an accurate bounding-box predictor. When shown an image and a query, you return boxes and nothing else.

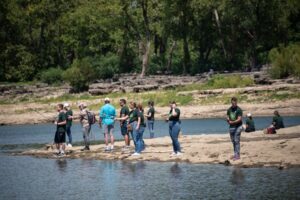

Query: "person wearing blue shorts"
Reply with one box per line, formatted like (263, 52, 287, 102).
(99, 97, 116, 152)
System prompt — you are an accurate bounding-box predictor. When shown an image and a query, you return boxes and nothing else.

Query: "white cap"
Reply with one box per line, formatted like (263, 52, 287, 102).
(78, 102, 87, 108)
(63, 103, 70, 108)
(247, 113, 252, 117)
(104, 97, 110, 102)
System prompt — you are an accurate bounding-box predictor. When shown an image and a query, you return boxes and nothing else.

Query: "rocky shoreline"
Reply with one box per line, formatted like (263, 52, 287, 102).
(18, 125, 300, 168)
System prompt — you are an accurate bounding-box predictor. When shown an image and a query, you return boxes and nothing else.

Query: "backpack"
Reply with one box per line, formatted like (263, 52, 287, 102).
(86, 111, 96, 125)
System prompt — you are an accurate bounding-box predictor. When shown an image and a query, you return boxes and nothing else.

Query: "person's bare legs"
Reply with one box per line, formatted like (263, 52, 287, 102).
(105, 133, 109, 146)
(124, 134, 130, 146)
(110, 133, 114, 147)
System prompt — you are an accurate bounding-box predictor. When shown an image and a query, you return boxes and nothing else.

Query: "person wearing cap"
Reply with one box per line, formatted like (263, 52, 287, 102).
(79, 102, 91, 151)
(226, 97, 243, 161)
(64, 103, 73, 147)
(245, 113, 255, 133)
(99, 97, 116, 152)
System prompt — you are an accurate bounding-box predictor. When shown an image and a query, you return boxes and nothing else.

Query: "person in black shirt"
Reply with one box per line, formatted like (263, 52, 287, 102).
(145, 101, 155, 138)
(54, 104, 67, 157)
(167, 101, 182, 156)
(226, 97, 243, 161)
(115, 99, 131, 149)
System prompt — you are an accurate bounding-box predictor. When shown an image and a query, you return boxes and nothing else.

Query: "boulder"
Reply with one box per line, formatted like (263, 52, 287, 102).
(133, 85, 159, 93)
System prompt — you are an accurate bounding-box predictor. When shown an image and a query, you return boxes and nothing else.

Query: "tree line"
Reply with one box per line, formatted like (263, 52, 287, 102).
(0, 0, 299, 84)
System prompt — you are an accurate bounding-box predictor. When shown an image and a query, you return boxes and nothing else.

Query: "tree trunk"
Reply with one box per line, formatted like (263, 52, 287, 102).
(140, 40, 151, 78)
(183, 36, 191, 74)
(166, 40, 177, 72)
(213, 9, 227, 59)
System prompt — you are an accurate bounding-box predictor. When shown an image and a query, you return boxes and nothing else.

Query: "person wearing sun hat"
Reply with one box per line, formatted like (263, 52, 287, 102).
(64, 103, 73, 147)
(245, 112, 255, 133)
(79, 102, 91, 151)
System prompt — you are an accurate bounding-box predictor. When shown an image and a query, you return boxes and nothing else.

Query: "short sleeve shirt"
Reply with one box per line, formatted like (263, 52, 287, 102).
(66, 110, 73, 127)
(57, 112, 66, 132)
(147, 107, 155, 121)
(129, 109, 138, 123)
(227, 106, 243, 128)
(169, 108, 180, 121)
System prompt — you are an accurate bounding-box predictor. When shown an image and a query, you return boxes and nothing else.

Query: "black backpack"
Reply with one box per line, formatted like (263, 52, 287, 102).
(86, 111, 96, 125)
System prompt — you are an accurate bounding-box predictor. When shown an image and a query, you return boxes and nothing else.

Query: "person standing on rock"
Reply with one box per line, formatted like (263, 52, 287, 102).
(167, 101, 182, 156)
(64, 103, 73, 147)
(226, 97, 243, 161)
(54, 103, 67, 157)
(115, 99, 131, 150)
(145, 101, 155, 138)
(99, 97, 116, 152)
(245, 113, 255, 133)
(131, 103, 146, 156)
(128, 102, 138, 149)
(79, 102, 91, 151)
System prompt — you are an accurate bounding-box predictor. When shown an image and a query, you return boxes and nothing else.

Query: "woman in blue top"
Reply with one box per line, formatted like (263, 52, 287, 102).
(166, 101, 182, 156)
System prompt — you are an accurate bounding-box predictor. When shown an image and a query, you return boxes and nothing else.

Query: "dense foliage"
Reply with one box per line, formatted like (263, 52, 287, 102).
(0, 0, 299, 84)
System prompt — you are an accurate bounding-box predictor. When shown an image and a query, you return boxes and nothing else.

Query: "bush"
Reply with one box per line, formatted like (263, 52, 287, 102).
(93, 53, 120, 79)
(206, 75, 254, 89)
(64, 58, 96, 92)
(269, 44, 300, 78)
(40, 68, 64, 85)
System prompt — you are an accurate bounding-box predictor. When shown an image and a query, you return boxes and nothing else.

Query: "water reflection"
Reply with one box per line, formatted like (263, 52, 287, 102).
(170, 163, 182, 175)
(231, 167, 245, 199)
(231, 168, 245, 185)
(56, 159, 67, 173)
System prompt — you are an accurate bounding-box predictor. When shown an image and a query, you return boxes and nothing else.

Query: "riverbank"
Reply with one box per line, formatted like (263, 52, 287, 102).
(18, 125, 300, 168)
(1, 73, 300, 125)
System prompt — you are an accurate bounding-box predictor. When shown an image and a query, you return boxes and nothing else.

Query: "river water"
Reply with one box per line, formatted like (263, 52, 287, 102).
(0, 117, 299, 199)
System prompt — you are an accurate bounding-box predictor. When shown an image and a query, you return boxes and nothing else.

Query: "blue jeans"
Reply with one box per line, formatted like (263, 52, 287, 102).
(169, 121, 181, 153)
(66, 126, 72, 144)
(130, 121, 138, 146)
(136, 126, 145, 153)
(147, 120, 154, 138)
(229, 125, 243, 156)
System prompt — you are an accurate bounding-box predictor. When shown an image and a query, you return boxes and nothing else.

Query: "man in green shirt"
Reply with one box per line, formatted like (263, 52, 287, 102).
(54, 103, 67, 157)
(64, 103, 73, 147)
(245, 113, 255, 133)
(226, 97, 243, 161)
(115, 99, 131, 149)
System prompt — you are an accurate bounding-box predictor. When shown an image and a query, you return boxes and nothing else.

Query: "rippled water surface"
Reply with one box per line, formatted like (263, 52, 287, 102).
(0, 155, 299, 200)
(0, 117, 299, 199)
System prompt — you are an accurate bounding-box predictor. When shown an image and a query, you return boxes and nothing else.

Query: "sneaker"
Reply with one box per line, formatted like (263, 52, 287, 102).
(176, 152, 182, 156)
(58, 152, 65, 157)
(110, 146, 114, 150)
(170, 152, 177, 156)
(81, 146, 90, 151)
(105, 146, 111, 152)
(67, 144, 72, 148)
(233, 155, 240, 161)
(132, 152, 140, 156)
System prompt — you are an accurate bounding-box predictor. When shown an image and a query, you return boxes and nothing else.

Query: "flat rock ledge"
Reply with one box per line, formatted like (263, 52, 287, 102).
(18, 125, 300, 169)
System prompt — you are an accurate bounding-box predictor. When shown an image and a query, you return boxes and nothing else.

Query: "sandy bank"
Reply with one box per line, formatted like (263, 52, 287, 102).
(18, 125, 300, 168)
(1, 99, 300, 125)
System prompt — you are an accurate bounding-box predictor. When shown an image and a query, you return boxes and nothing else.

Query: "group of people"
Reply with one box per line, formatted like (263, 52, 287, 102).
(53, 98, 181, 157)
(54, 96, 285, 160)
